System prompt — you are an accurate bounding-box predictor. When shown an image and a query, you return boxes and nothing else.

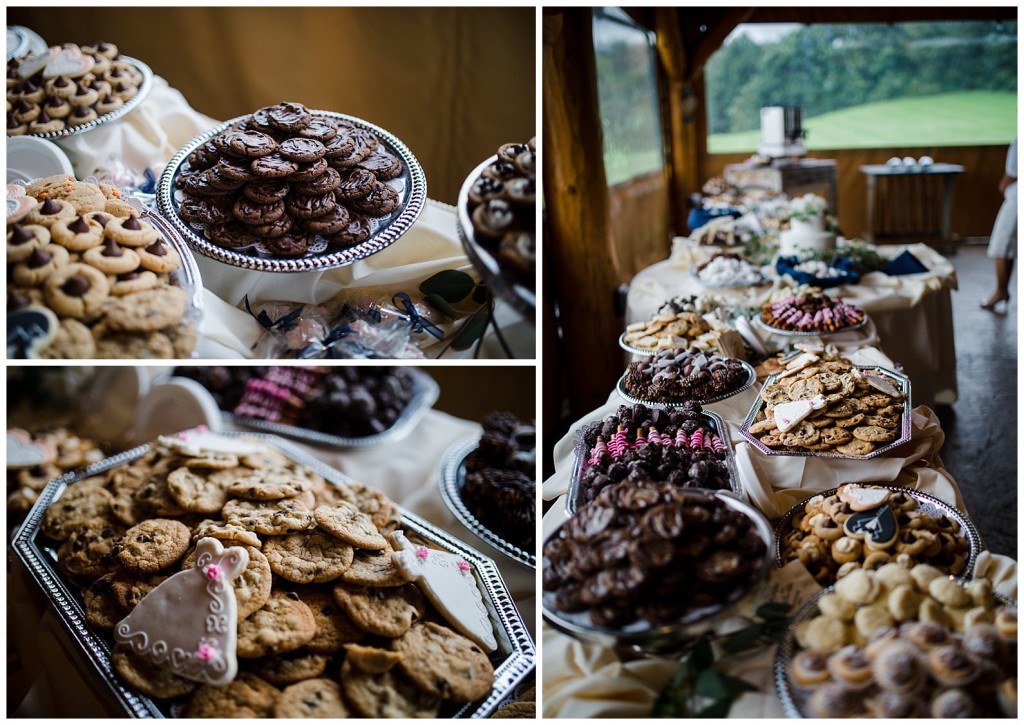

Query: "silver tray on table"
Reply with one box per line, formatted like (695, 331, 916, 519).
(615, 359, 757, 407)
(544, 489, 773, 654)
(566, 408, 741, 516)
(12, 432, 535, 719)
(774, 585, 1016, 718)
(773, 484, 983, 585)
(8, 55, 154, 140)
(739, 365, 912, 460)
(157, 111, 427, 273)
(456, 154, 535, 320)
(438, 434, 536, 570)
(226, 367, 439, 449)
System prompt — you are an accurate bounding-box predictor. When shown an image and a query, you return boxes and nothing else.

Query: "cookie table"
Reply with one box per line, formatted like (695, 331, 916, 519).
(626, 241, 958, 406)
(12, 75, 534, 359)
(8, 407, 535, 717)
(540, 343, 1016, 718)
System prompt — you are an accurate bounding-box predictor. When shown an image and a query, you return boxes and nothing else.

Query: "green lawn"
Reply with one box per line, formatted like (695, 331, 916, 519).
(707, 91, 1017, 154)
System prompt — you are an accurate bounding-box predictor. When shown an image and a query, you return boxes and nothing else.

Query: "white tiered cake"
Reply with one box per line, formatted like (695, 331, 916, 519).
(778, 194, 836, 257)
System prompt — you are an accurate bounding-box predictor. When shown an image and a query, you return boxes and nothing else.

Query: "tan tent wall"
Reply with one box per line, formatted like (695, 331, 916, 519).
(9, 7, 536, 205)
(701, 146, 1009, 240)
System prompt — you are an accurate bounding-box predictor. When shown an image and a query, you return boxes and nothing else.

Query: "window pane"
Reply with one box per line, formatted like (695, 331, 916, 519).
(593, 8, 664, 185)
(705, 20, 1018, 153)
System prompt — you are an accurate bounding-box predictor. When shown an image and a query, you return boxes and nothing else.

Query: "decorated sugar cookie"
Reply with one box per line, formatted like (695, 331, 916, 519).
(6, 428, 57, 468)
(158, 429, 267, 458)
(777, 352, 820, 379)
(842, 504, 898, 551)
(389, 530, 497, 652)
(773, 394, 827, 432)
(114, 537, 249, 685)
(838, 484, 891, 511)
(853, 369, 902, 397)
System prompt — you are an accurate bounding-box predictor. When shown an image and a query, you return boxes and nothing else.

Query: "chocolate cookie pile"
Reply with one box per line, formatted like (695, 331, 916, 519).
(623, 347, 750, 403)
(579, 402, 732, 505)
(7, 176, 196, 358)
(175, 101, 406, 259)
(761, 293, 865, 333)
(175, 366, 417, 438)
(543, 482, 767, 628)
(8, 42, 140, 136)
(465, 140, 536, 285)
(40, 434, 497, 716)
(462, 412, 536, 550)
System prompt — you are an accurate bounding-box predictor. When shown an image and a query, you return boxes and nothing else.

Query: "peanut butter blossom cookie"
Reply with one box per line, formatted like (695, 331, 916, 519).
(174, 101, 407, 260)
(6, 176, 196, 358)
(7, 42, 142, 137)
(37, 431, 501, 715)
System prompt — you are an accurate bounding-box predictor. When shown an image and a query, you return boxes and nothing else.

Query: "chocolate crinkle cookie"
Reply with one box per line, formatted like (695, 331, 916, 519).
(543, 481, 766, 628)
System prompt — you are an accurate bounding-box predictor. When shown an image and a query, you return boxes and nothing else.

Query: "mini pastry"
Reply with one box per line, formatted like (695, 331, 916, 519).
(887, 584, 921, 622)
(107, 214, 159, 247)
(11, 98, 40, 124)
(798, 616, 847, 654)
(790, 650, 831, 688)
(42, 263, 110, 319)
(29, 110, 65, 134)
(900, 620, 950, 651)
(82, 238, 141, 274)
(868, 690, 925, 718)
(827, 645, 873, 689)
(44, 75, 77, 99)
(817, 592, 856, 622)
(807, 682, 865, 718)
(94, 93, 123, 115)
(6, 223, 49, 262)
(961, 622, 1005, 663)
(930, 687, 977, 716)
(135, 239, 181, 274)
(67, 104, 98, 126)
(811, 513, 843, 542)
(834, 569, 880, 605)
(928, 576, 972, 608)
(871, 640, 925, 693)
(853, 602, 894, 639)
(909, 563, 945, 592)
(874, 562, 913, 590)
(44, 94, 71, 119)
(15, 80, 45, 104)
(12, 244, 70, 286)
(109, 269, 159, 296)
(51, 215, 105, 251)
(863, 626, 900, 658)
(918, 597, 952, 628)
(929, 644, 979, 687)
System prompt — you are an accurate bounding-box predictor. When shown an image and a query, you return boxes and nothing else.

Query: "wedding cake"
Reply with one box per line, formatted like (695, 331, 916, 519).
(778, 194, 836, 257)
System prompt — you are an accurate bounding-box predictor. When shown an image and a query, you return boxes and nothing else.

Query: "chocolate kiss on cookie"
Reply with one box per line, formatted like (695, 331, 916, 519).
(843, 504, 898, 549)
(838, 485, 890, 511)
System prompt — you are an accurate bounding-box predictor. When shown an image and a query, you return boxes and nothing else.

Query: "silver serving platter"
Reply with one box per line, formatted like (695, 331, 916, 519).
(226, 367, 439, 449)
(543, 489, 773, 654)
(438, 434, 536, 570)
(617, 332, 659, 356)
(9, 55, 154, 140)
(456, 154, 535, 320)
(739, 365, 912, 460)
(157, 111, 427, 273)
(774, 585, 1017, 718)
(566, 408, 741, 516)
(12, 432, 535, 719)
(615, 359, 757, 407)
(754, 312, 868, 338)
(773, 485, 983, 585)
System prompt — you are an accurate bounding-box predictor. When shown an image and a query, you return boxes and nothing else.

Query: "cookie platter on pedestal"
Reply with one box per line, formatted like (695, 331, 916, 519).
(456, 143, 536, 319)
(13, 430, 535, 718)
(158, 102, 427, 273)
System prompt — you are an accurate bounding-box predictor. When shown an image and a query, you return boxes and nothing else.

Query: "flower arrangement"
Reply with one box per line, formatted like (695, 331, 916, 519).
(786, 193, 829, 223)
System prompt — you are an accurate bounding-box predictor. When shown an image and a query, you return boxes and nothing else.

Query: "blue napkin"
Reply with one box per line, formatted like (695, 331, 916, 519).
(776, 256, 860, 289)
(688, 206, 740, 234)
(881, 250, 929, 276)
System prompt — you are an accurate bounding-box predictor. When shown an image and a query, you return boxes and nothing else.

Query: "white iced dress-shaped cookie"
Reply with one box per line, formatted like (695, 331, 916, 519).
(389, 530, 498, 652)
(114, 537, 250, 685)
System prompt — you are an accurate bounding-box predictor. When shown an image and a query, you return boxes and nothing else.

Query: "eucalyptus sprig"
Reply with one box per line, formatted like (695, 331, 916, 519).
(651, 601, 793, 718)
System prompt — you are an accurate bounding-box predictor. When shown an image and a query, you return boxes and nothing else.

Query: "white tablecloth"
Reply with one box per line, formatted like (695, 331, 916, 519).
(626, 240, 957, 405)
(42, 77, 534, 359)
(540, 343, 1015, 718)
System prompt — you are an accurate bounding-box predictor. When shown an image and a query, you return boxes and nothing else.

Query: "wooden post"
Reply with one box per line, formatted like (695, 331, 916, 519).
(543, 8, 624, 415)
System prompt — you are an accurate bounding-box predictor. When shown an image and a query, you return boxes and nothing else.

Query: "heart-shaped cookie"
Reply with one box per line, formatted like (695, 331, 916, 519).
(7, 305, 59, 359)
(18, 48, 56, 78)
(42, 46, 95, 79)
(842, 503, 898, 549)
(6, 428, 57, 468)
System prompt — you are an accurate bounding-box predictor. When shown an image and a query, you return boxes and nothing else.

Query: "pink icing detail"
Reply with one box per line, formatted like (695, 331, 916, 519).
(458, 560, 472, 572)
(416, 546, 430, 560)
(634, 428, 648, 447)
(609, 427, 629, 459)
(587, 437, 608, 466)
(674, 429, 687, 449)
(177, 431, 189, 439)
(711, 434, 726, 454)
(690, 429, 704, 449)
(196, 643, 217, 662)
(196, 424, 209, 433)
(646, 427, 661, 447)
(203, 563, 222, 581)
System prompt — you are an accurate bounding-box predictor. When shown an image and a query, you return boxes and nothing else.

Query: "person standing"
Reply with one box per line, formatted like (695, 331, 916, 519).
(982, 137, 1017, 311)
